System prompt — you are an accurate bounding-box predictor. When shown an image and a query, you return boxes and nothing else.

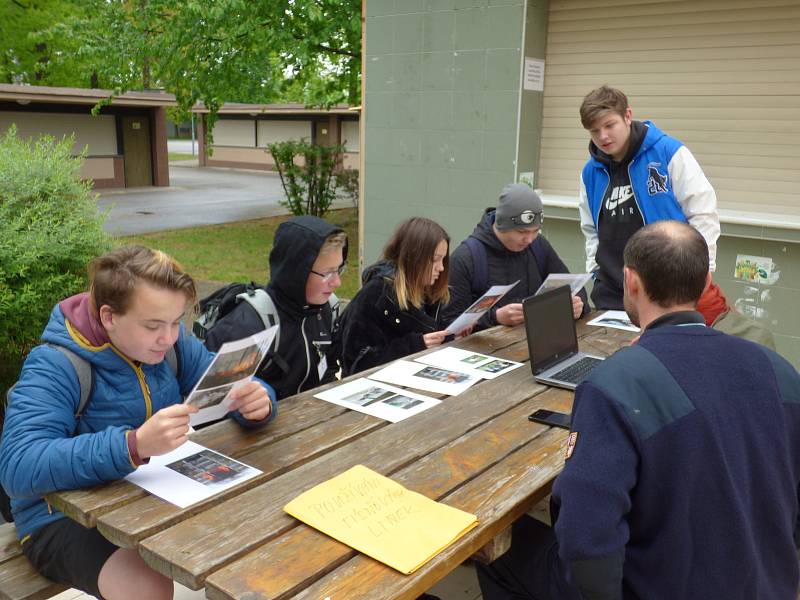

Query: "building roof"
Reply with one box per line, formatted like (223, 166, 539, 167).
(0, 84, 177, 107)
(192, 102, 360, 116)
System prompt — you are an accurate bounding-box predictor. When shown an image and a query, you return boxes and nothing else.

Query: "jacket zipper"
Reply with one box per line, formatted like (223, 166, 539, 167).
(626, 161, 645, 222)
(297, 316, 311, 394)
(112, 348, 153, 419)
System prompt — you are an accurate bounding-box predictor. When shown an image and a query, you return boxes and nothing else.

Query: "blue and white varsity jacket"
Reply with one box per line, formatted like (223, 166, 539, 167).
(578, 120, 719, 273)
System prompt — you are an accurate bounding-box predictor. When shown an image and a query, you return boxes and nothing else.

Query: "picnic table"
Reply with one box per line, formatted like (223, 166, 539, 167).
(46, 317, 636, 600)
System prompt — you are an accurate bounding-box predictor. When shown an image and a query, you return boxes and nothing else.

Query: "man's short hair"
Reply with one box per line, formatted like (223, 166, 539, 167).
(580, 86, 629, 129)
(89, 245, 196, 316)
(623, 221, 708, 308)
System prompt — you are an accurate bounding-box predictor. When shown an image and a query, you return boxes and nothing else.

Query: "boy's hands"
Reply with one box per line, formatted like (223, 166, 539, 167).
(136, 404, 197, 458)
(495, 303, 524, 326)
(227, 381, 272, 422)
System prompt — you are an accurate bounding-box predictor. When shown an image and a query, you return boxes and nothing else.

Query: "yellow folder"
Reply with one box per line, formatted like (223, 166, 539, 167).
(284, 464, 479, 574)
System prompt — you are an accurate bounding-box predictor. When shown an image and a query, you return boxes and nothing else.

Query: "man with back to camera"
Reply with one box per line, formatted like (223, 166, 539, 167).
(476, 221, 800, 600)
(443, 183, 588, 331)
(578, 85, 720, 310)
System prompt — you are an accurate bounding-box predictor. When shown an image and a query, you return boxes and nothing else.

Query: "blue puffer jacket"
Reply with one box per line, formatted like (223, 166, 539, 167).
(0, 294, 276, 540)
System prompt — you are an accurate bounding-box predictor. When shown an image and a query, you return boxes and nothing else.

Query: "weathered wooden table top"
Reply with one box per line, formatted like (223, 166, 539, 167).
(47, 317, 636, 600)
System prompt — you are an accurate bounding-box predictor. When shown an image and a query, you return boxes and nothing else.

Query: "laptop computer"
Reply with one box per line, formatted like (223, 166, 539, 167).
(523, 285, 604, 390)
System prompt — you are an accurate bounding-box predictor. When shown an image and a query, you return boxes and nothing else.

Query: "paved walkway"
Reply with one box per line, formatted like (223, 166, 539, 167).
(99, 163, 352, 236)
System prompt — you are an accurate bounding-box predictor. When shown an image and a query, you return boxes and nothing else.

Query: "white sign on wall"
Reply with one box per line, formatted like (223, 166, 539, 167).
(523, 57, 545, 92)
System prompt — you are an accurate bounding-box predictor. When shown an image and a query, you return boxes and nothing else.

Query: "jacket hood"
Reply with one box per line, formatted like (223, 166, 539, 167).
(468, 209, 516, 253)
(588, 120, 662, 167)
(38, 293, 115, 367)
(361, 260, 395, 285)
(267, 216, 347, 315)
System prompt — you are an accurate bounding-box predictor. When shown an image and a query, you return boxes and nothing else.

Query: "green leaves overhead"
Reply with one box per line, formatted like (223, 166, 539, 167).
(2, 0, 362, 117)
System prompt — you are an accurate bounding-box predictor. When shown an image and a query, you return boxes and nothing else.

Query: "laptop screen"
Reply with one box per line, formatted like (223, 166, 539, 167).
(523, 285, 579, 374)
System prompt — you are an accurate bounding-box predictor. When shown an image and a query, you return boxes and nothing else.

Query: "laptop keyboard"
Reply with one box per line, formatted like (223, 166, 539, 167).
(552, 356, 602, 384)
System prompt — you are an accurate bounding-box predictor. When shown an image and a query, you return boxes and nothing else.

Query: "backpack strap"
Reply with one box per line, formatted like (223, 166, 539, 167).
(237, 288, 281, 352)
(527, 237, 547, 279)
(44, 344, 94, 419)
(464, 237, 488, 297)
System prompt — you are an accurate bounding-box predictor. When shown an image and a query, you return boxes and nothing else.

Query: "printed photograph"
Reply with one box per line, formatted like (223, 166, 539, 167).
(381, 394, 423, 410)
(477, 359, 514, 374)
(197, 343, 262, 390)
(187, 382, 235, 409)
(415, 366, 470, 384)
(460, 353, 489, 365)
(594, 317, 634, 329)
(466, 294, 501, 314)
(167, 450, 251, 487)
(340, 386, 396, 407)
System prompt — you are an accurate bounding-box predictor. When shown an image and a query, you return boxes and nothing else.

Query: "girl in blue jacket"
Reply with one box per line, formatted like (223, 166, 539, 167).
(0, 246, 276, 600)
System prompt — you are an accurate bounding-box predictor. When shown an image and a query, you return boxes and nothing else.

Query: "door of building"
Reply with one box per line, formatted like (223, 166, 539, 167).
(122, 115, 153, 187)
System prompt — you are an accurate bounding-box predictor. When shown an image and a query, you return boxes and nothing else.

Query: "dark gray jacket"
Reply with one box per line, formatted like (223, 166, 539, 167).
(442, 209, 588, 330)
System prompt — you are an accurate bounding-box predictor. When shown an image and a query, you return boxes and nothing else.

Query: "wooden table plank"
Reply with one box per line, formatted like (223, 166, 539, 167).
(97, 410, 384, 548)
(0, 556, 66, 600)
(203, 388, 574, 600)
(137, 363, 549, 589)
(289, 427, 570, 600)
(47, 322, 526, 528)
(0, 524, 22, 564)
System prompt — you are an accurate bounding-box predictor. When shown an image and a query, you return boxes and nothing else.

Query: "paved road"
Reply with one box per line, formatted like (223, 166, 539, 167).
(98, 165, 295, 236)
(168, 139, 199, 155)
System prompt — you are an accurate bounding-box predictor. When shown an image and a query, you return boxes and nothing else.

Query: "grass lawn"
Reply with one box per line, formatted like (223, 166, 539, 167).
(168, 152, 198, 161)
(120, 208, 361, 299)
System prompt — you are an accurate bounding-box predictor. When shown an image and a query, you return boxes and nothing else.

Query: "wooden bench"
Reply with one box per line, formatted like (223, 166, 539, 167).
(0, 522, 65, 600)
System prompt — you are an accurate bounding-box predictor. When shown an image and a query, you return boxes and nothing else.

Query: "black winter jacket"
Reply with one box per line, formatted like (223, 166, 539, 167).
(441, 209, 589, 330)
(339, 261, 442, 376)
(205, 216, 346, 400)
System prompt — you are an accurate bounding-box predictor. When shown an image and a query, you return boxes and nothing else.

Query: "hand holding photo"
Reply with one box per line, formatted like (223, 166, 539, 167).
(185, 326, 278, 426)
(446, 281, 519, 335)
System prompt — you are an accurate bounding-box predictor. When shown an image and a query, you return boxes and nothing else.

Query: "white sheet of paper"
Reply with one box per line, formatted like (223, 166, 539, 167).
(368, 360, 479, 396)
(124, 441, 261, 508)
(587, 310, 641, 333)
(314, 378, 440, 423)
(446, 281, 519, 334)
(186, 326, 278, 426)
(414, 347, 523, 380)
(535, 273, 592, 296)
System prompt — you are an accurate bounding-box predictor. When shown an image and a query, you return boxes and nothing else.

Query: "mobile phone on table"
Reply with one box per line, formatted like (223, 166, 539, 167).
(528, 409, 571, 429)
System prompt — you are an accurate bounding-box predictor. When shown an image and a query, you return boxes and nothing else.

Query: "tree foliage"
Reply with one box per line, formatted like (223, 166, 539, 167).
(2, 0, 361, 125)
(0, 126, 110, 376)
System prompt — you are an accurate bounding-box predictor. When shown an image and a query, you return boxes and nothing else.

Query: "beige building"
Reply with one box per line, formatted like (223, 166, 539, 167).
(0, 84, 174, 188)
(192, 103, 360, 171)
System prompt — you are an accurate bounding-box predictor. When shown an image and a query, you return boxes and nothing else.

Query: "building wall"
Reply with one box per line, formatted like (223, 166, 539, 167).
(0, 111, 117, 155)
(363, 0, 527, 264)
(364, 0, 800, 366)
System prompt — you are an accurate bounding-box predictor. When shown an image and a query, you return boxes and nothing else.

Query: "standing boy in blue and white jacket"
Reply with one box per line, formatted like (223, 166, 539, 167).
(578, 85, 720, 309)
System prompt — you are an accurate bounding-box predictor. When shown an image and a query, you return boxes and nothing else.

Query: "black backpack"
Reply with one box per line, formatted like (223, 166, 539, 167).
(1, 344, 178, 523)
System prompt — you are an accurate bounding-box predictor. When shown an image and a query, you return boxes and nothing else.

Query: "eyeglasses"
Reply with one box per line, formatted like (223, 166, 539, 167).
(310, 264, 347, 282)
(510, 210, 543, 227)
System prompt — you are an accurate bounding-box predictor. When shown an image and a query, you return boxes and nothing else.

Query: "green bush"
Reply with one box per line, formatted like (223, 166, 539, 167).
(0, 126, 110, 388)
(334, 168, 359, 208)
(267, 139, 343, 217)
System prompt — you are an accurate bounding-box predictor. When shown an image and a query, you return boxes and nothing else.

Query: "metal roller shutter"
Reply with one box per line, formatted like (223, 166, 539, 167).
(538, 0, 800, 218)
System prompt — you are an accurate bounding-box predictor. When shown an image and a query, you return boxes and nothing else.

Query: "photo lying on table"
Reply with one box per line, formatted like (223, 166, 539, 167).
(185, 325, 278, 426)
(415, 347, 523, 380)
(315, 378, 441, 423)
(125, 441, 261, 508)
(587, 310, 641, 333)
(368, 360, 479, 396)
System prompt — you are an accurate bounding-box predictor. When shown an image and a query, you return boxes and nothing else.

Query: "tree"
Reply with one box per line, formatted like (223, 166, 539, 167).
(8, 0, 361, 126)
